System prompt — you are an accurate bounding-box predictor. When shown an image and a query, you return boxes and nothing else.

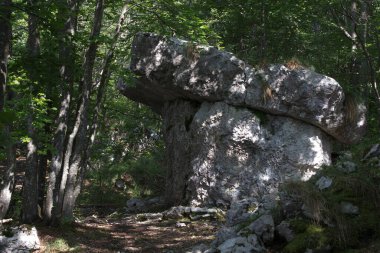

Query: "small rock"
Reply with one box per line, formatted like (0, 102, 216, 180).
(186, 243, 209, 253)
(315, 176, 333, 190)
(176, 222, 187, 228)
(340, 202, 359, 215)
(213, 226, 238, 247)
(126, 198, 145, 209)
(247, 214, 275, 243)
(276, 221, 294, 242)
(114, 179, 126, 190)
(247, 234, 265, 252)
(206, 208, 218, 214)
(191, 213, 212, 221)
(146, 196, 162, 205)
(163, 206, 186, 219)
(363, 144, 380, 160)
(226, 199, 259, 226)
(191, 207, 209, 213)
(217, 235, 264, 253)
(0, 226, 40, 253)
(337, 161, 357, 173)
(139, 213, 163, 220)
(217, 237, 250, 253)
(184, 206, 192, 214)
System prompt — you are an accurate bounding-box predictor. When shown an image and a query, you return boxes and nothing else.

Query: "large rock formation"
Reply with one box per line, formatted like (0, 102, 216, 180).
(119, 33, 366, 207)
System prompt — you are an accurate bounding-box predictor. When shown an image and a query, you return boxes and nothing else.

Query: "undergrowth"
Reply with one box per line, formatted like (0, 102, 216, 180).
(280, 151, 380, 252)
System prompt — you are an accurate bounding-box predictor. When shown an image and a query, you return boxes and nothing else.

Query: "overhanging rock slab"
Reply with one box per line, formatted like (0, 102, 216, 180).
(119, 32, 366, 207)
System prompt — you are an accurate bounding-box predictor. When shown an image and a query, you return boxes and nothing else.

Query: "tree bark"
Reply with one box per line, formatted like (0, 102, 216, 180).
(44, 0, 78, 224)
(0, 0, 14, 220)
(60, 0, 105, 220)
(88, 1, 130, 153)
(22, 0, 40, 224)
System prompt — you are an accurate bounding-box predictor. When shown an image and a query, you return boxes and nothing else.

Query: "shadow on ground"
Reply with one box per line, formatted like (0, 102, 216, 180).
(37, 213, 219, 253)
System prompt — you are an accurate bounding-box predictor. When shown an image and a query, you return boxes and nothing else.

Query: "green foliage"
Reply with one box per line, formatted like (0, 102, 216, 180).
(45, 238, 81, 253)
(281, 155, 380, 251)
(284, 224, 330, 253)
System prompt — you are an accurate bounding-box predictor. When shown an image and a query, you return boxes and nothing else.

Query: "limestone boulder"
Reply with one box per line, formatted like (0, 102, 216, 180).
(0, 226, 40, 253)
(120, 32, 366, 144)
(173, 101, 331, 206)
(119, 32, 366, 208)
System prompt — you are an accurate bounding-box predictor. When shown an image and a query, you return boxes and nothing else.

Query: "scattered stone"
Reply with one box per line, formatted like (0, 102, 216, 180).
(126, 198, 145, 209)
(175, 222, 187, 228)
(0, 226, 40, 253)
(217, 235, 264, 253)
(316, 176, 333, 190)
(340, 202, 359, 215)
(146, 196, 163, 205)
(226, 199, 259, 226)
(191, 214, 212, 221)
(163, 206, 186, 219)
(191, 207, 209, 213)
(363, 144, 380, 161)
(162, 206, 224, 221)
(114, 178, 126, 190)
(136, 213, 163, 221)
(276, 221, 294, 242)
(213, 227, 239, 247)
(186, 243, 210, 253)
(247, 214, 275, 243)
(337, 160, 357, 173)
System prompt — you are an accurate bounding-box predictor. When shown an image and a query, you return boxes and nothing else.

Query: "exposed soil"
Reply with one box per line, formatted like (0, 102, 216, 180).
(36, 210, 220, 253)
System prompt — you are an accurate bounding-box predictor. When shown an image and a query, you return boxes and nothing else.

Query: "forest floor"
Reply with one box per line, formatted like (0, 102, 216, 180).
(36, 207, 219, 253)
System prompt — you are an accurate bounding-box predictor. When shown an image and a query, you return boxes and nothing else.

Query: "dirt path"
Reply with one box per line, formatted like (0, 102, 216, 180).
(37, 213, 219, 252)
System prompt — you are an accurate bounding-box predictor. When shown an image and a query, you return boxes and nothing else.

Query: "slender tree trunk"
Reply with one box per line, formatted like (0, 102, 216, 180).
(0, 0, 14, 219)
(72, 2, 130, 212)
(60, 0, 105, 220)
(44, 0, 78, 224)
(88, 2, 130, 152)
(22, 0, 40, 223)
(38, 153, 48, 211)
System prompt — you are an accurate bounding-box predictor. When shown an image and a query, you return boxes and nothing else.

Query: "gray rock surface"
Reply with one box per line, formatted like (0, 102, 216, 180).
(217, 235, 264, 253)
(168, 101, 331, 206)
(340, 201, 359, 215)
(120, 32, 366, 144)
(336, 161, 357, 173)
(276, 221, 295, 242)
(363, 144, 380, 161)
(119, 32, 365, 215)
(247, 214, 275, 243)
(316, 176, 333, 190)
(185, 243, 210, 253)
(0, 226, 40, 253)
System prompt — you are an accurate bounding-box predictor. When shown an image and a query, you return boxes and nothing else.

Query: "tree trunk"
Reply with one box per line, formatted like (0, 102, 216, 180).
(60, 0, 105, 220)
(22, 0, 40, 223)
(88, 2, 130, 153)
(0, 0, 14, 219)
(38, 152, 48, 212)
(44, 0, 78, 224)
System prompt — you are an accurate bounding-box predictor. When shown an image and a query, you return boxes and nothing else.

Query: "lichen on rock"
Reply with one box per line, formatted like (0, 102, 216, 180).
(118, 32, 366, 209)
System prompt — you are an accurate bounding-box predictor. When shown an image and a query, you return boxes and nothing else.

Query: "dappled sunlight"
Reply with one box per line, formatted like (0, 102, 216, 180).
(38, 214, 218, 253)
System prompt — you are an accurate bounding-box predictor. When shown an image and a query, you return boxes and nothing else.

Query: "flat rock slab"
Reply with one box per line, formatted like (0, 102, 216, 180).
(118, 32, 366, 208)
(120, 32, 366, 144)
